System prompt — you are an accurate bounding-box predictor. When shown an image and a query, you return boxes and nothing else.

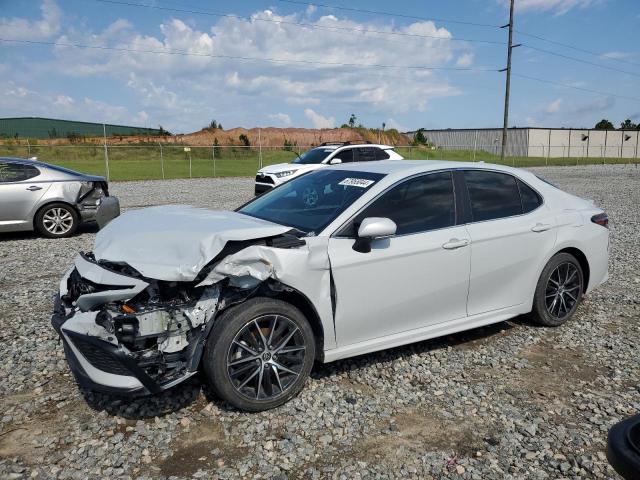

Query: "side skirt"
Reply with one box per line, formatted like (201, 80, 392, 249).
(322, 304, 527, 363)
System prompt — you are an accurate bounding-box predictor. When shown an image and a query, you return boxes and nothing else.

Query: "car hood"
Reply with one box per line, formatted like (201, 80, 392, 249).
(260, 163, 311, 174)
(93, 205, 292, 282)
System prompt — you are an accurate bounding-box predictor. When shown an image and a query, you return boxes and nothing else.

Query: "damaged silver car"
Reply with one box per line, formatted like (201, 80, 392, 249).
(52, 161, 609, 411)
(0, 157, 120, 237)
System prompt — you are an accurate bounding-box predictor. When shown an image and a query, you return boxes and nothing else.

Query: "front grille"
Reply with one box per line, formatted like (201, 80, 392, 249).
(70, 336, 132, 376)
(255, 174, 274, 185)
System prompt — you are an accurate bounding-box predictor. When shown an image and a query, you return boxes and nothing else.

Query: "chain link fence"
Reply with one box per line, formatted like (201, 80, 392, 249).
(0, 142, 637, 181)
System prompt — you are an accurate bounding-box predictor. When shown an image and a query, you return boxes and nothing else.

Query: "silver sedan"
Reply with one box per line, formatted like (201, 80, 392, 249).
(0, 157, 120, 238)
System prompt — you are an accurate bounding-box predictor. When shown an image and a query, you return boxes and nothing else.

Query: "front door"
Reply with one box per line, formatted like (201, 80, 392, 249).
(328, 171, 471, 346)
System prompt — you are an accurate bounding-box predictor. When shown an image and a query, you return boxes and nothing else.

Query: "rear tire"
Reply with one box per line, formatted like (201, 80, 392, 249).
(203, 297, 315, 412)
(530, 252, 584, 327)
(35, 203, 79, 238)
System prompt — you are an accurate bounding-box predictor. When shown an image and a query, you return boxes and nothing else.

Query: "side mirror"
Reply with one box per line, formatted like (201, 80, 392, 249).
(353, 217, 397, 253)
(329, 158, 342, 165)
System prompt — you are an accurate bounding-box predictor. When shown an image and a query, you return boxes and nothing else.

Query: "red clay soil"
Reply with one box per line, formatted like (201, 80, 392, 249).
(3, 127, 410, 147)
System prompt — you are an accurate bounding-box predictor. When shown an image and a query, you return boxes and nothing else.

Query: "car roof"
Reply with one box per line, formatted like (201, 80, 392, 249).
(326, 159, 533, 180)
(0, 156, 105, 180)
(0, 156, 45, 166)
(313, 143, 395, 151)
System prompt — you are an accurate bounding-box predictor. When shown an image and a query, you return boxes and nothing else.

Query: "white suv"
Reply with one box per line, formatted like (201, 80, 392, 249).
(254, 143, 403, 195)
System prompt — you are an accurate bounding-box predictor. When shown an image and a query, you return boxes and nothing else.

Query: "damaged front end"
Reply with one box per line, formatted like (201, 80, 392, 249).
(52, 253, 225, 396)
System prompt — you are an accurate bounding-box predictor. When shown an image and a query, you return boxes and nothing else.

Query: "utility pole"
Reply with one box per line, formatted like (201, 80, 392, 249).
(499, 0, 520, 163)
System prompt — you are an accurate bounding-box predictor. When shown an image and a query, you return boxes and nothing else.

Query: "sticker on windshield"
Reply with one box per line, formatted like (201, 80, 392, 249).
(338, 178, 375, 188)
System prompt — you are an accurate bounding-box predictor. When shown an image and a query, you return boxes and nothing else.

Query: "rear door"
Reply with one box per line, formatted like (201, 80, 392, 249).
(461, 170, 556, 315)
(0, 162, 47, 227)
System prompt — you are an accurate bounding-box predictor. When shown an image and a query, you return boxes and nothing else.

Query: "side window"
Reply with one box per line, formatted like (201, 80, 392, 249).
(332, 149, 354, 163)
(347, 171, 456, 236)
(375, 148, 390, 160)
(0, 162, 39, 183)
(517, 179, 542, 213)
(464, 170, 522, 222)
(354, 147, 376, 162)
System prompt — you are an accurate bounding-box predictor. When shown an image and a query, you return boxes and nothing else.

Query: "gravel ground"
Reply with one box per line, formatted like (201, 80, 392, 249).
(0, 165, 638, 479)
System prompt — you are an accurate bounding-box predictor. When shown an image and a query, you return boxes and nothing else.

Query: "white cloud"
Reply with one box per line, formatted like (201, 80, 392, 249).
(3, 5, 472, 131)
(268, 113, 292, 126)
(46, 9, 467, 118)
(304, 109, 335, 129)
(456, 53, 474, 67)
(385, 118, 410, 132)
(600, 51, 633, 60)
(508, 0, 603, 15)
(0, 0, 61, 40)
(544, 98, 562, 113)
(1, 80, 131, 124)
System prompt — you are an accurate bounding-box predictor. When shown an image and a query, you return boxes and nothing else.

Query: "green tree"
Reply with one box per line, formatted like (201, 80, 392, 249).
(620, 119, 637, 130)
(348, 114, 357, 128)
(413, 128, 427, 145)
(213, 137, 221, 157)
(208, 119, 218, 130)
(595, 119, 614, 129)
(239, 134, 250, 146)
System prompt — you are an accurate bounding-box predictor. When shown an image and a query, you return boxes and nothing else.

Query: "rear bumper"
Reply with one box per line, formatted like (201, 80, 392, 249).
(607, 414, 640, 480)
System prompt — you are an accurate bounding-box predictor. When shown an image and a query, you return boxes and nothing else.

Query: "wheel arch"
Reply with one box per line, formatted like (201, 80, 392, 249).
(270, 287, 325, 361)
(555, 246, 590, 293)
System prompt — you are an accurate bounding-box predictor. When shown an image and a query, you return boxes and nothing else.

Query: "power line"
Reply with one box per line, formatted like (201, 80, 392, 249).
(275, 0, 501, 28)
(94, 0, 504, 45)
(0, 38, 499, 72)
(523, 44, 640, 78)
(516, 29, 640, 68)
(512, 73, 640, 102)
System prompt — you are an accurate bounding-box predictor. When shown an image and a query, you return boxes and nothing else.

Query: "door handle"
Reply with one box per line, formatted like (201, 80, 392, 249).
(531, 223, 552, 232)
(442, 238, 470, 250)
(26, 185, 42, 191)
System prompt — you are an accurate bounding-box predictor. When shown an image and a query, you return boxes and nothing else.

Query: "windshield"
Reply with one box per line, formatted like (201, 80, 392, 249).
(239, 169, 385, 234)
(292, 147, 336, 165)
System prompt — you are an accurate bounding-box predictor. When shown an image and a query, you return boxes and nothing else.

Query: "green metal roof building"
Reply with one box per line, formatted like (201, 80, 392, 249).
(0, 117, 163, 139)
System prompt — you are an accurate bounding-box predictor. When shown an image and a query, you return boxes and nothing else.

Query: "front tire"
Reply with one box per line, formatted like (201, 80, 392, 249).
(35, 203, 79, 238)
(530, 252, 584, 327)
(203, 297, 315, 412)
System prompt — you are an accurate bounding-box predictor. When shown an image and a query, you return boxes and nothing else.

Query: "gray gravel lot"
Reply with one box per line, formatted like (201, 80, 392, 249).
(0, 165, 638, 479)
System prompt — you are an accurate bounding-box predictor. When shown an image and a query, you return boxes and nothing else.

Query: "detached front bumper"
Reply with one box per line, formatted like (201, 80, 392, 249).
(52, 295, 195, 396)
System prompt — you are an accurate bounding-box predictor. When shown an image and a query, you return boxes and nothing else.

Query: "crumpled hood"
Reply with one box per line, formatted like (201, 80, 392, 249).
(93, 205, 291, 282)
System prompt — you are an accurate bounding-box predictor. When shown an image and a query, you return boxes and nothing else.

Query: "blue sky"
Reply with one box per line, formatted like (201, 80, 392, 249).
(1, 0, 638, 133)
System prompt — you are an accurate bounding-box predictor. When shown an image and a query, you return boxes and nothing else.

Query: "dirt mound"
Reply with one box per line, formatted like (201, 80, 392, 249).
(3, 127, 410, 147)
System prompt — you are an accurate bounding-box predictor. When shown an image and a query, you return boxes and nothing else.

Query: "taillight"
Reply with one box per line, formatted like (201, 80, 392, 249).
(591, 213, 609, 229)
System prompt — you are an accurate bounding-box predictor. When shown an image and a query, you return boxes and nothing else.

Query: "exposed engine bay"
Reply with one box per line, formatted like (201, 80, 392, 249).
(51, 207, 333, 396)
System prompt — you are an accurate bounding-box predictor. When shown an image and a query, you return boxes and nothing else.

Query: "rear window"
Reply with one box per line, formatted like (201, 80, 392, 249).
(464, 170, 522, 222)
(375, 148, 390, 160)
(517, 179, 542, 213)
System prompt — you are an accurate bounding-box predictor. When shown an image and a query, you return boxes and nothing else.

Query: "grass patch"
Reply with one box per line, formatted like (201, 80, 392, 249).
(1, 143, 636, 181)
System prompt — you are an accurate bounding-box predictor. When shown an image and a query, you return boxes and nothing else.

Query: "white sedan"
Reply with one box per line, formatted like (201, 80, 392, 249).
(52, 161, 609, 411)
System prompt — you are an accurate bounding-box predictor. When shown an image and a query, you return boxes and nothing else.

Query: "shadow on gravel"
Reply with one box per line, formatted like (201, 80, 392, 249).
(311, 318, 523, 380)
(80, 376, 205, 419)
(78, 315, 537, 417)
(0, 222, 99, 241)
